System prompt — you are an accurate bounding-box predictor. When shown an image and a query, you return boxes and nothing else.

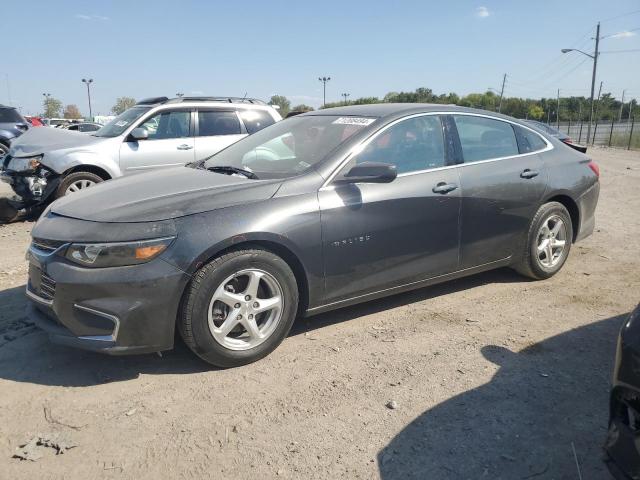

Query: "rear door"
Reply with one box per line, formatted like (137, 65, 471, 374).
(194, 109, 246, 160)
(453, 114, 548, 269)
(119, 108, 195, 173)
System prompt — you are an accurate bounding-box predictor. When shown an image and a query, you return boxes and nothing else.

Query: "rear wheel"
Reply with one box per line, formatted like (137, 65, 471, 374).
(514, 201, 573, 280)
(0, 142, 8, 157)
(179, 248, 299, 367)
(55, 171, 103, 199)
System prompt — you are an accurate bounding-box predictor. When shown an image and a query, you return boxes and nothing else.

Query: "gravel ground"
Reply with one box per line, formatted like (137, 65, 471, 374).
(0, 147, 638, 479)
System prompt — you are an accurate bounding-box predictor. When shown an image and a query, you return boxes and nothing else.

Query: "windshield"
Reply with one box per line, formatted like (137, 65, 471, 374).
(203, 115, 375, 179)
(93, 106, 152, 137)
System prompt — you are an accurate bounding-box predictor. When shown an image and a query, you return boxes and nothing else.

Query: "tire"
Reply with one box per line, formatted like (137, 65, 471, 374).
(0, 142, 8, 156)
(514, 201, 573, 280)
(55, 171, 103, 199)
(179, 248, 299, 367)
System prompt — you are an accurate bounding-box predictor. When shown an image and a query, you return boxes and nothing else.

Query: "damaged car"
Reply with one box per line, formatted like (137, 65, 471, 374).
(0, 96, 281, 219)
(604, 303, 640, 479)
(25, 104, 600, 367)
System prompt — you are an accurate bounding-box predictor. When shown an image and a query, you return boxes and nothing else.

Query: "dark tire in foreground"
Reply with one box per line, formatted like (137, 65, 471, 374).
(179, 248, 299, 368)
(55, 171, 103, 199)
(514, 201, 573, 280)
(0, 142, 8, 156)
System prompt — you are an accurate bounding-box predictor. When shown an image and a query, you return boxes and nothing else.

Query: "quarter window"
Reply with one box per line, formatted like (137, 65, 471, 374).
(197, 111, 241, 136)
(240, 110, 276, 134)
(453, 115, 519, 162)
(139, 110, 190, 139)
(346, 115, 445, 175)
(514, 125, 547, 153)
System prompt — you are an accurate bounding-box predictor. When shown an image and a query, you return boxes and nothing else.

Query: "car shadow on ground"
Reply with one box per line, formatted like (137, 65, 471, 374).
(0, 268, 529, 388)
(377, 313, 625, 479)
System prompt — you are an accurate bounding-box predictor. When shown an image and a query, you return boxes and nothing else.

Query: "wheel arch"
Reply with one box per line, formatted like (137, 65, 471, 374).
(63, 164, 112, 180)
(543, 193, 580, 242)
(184, 234, 312, 317)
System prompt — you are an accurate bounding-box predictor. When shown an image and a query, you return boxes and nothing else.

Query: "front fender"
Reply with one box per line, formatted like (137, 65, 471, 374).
(43, 150, 121, 178)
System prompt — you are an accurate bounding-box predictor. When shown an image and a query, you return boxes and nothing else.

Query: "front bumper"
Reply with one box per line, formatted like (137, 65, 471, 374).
(0, 163, 60, 208)
(25, 243, 191, 355)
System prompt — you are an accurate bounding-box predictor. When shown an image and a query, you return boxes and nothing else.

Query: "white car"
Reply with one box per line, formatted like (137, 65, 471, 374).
(1, 96, 282, 208)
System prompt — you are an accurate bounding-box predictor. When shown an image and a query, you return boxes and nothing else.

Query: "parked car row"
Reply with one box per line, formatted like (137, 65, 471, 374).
(0, 96, 281, 218)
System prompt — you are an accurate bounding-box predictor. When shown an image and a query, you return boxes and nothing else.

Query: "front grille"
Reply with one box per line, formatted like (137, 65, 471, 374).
(39, 273, 56, 301)
(31, 238, 66, 254)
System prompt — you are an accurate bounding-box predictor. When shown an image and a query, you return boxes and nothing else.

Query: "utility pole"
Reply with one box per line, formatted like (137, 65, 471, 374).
(498, 73, 506, 113)
(318, 76, 331, 107)
(588, 22, 600, 144)
(619, 89, 626, 122)
(82, 78, 94, 119)
(557, 89, 561, 128)
(341, 93, 350, 105)
(594, 81, 603, 119)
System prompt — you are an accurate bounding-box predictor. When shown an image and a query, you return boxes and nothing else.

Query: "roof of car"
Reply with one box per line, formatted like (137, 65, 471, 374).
(300, 103, 518, 119)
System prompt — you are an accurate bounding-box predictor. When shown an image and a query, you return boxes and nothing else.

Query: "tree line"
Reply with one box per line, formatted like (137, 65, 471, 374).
(270, 88, 639, 124)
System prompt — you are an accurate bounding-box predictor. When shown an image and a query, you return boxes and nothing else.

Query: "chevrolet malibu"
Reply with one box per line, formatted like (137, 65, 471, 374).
(25, 104, 600, 367)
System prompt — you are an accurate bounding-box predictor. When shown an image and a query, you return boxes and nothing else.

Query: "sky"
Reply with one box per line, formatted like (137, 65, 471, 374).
(2, 0, 640, 116)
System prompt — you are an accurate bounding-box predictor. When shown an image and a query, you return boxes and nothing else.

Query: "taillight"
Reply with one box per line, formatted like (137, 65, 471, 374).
(587, 160, 600, 178)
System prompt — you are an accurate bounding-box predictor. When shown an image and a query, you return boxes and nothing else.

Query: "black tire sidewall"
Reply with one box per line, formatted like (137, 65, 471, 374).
(0, 143, 8, 155)
(528, 202, 573, 279)
(56, 172, 103, 199)
(184, 250, 298, 367)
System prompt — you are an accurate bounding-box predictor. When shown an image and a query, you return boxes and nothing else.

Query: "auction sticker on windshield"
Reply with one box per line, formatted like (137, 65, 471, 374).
(332, 117, 376, 126)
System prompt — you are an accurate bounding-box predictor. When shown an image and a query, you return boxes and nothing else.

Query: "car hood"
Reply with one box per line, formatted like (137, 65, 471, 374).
(8, 126, 106, 157)
(50, 167, 283, 222)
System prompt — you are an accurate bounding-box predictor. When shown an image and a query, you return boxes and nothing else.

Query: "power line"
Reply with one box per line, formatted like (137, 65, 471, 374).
(600, 8, 640, 23)
(600, 48, 640, 53)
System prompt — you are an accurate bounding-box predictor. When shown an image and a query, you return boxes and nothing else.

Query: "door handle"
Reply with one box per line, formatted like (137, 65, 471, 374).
(520, 169, 539, 179)
(432, 182, 458, 194)
(177, 144, 193, 150)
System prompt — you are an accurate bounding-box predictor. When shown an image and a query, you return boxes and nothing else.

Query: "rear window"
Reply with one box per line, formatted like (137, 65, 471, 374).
(240, 110, 276, 134)
(0, 108, 23, 123)
(454, 115, 519, 162)
(515, 125, 548, 153)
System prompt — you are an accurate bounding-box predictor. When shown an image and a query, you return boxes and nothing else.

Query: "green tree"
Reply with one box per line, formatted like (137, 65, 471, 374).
(527, 105, 545, 120)
(43, 97, 62, 118)
(269, 95, 291, 117)
(111, 96, 137, 115)
(290, 104, 314, 112)
(63, 104, 82, 119)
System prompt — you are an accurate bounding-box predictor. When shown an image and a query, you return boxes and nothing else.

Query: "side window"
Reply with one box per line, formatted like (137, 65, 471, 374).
(197, 110, 241, 136)
(343, 116, 445, 176)
(453, 115, 519, 162)
(139, 110, 190, 139)
(514, 125, 547, 153)
(67, 124, 79, 131)
(240, 110, 276, 134)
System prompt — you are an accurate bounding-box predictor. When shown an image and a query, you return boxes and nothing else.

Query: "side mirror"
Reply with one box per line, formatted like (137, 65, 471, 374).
(129, 127, 149, 141)
(336, 162, 397, 184)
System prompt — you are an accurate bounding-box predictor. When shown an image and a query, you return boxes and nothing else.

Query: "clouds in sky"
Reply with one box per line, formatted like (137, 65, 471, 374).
(609, 30, 637, 39)
(75, 14, 110, 21)
(476, 6, 490, 18)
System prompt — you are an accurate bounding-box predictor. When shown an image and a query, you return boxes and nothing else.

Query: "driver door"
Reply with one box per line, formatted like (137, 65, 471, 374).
(119, 109, 195, 174)
(319, 115, 461, 303)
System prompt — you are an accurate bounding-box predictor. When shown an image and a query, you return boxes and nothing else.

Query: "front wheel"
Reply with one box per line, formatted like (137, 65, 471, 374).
(0, 142, 8, 157)
(179, 248, 299, 367)
(514, 201, 573, 280)
(55, 171, 103, 199)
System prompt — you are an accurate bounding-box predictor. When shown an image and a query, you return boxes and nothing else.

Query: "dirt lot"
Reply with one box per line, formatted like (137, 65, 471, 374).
(0, 147, 638, 479)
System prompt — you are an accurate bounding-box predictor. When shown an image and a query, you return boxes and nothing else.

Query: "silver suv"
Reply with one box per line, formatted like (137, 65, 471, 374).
(1, 96, 281, 212)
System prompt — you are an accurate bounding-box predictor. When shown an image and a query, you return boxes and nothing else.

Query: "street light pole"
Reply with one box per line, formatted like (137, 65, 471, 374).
(498, 73, 506, 113)
(561, 21, 599, 145)
(341, 93, 350, 105)
(318, 76, 331, 107)
(82, 78, 94, 119)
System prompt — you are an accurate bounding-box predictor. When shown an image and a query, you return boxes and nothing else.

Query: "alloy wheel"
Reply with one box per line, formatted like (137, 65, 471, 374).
(536, 215, 567, 268)
(207, 269, 284, 350)
(65, 179, 96, 195)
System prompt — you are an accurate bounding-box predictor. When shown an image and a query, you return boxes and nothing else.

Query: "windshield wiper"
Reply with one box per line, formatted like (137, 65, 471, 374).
(207, 166, 259, 179)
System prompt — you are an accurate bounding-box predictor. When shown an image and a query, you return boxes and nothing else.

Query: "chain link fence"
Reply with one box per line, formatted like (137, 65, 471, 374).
(555, 118, 638, 150)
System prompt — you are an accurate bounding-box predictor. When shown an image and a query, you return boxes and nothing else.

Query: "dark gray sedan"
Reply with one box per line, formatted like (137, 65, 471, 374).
(25, 104, 600, 366)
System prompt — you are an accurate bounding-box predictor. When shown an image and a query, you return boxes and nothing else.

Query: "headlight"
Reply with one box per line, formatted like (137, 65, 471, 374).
(9, 154, 42, 172)
(65, 237, 175, 268)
